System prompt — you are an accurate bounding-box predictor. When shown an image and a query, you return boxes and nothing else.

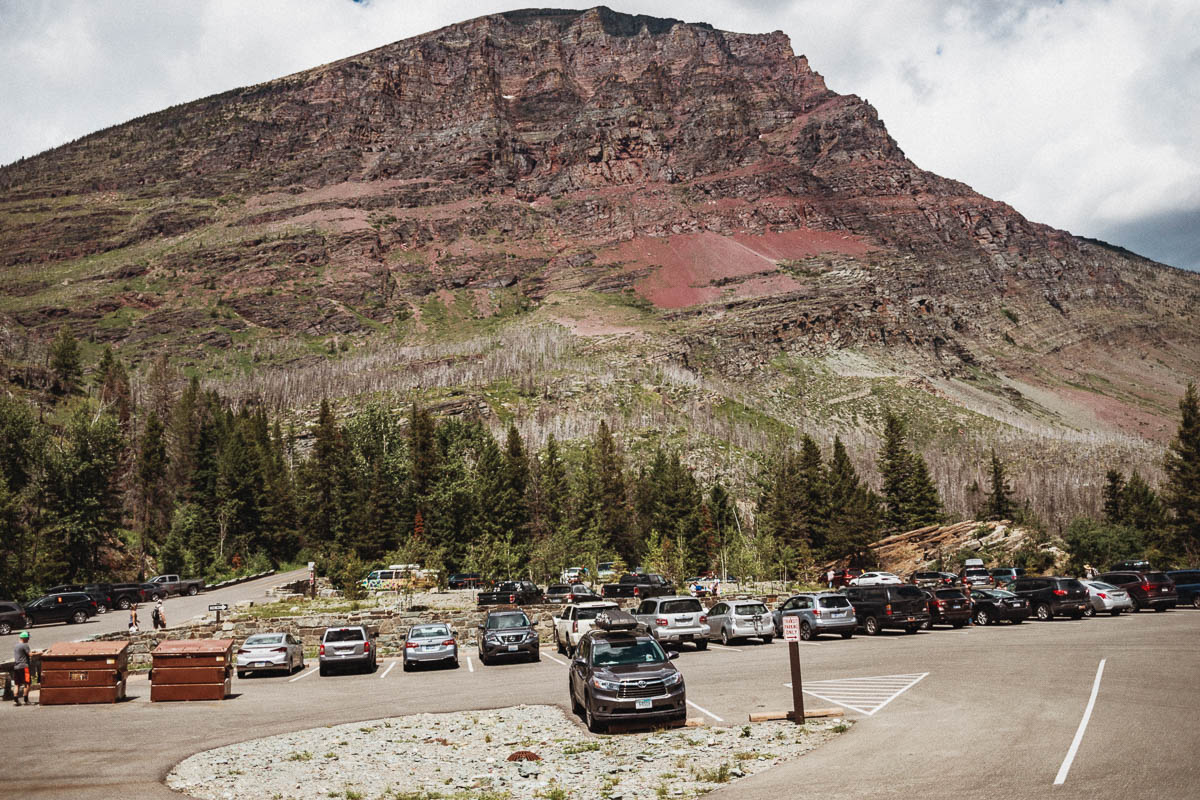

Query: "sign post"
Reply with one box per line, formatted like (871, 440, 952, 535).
(781, 615, 805, 724)
(208, 603, 229, 624)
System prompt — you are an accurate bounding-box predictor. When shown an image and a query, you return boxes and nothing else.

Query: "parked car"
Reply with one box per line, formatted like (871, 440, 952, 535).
(1094, 570, 1177, 612)
(849, 571, 902, 586)
(1010, 576, 1090, 620)
(0, 601, 25, 635)
(968, 588, 1030, 625)
(447, 573, 482, 589)
(21, 592, 97, 627)
(989, 567, 1025, 587)
(1165, 570, 1200, 609)
(318, 626, 377, 675)
(545, 584, 602, 604)
(909, 571, 957, 588)
(477, 580, 543, 606)
(560, 567, 589, 584)
(1079, 580, 1134, 617)
(596, 562, 617, 582)
(145, 574, 205, 599)
(632, 595, 710, 650)
(705, 600, 774, 645)
(237, 632, 305, 678)
(1109, 560, 1152, 571)
(602, 573, 673, 600)
(553, 601, 620, 654)
(922, 587, 972, 628)
(843, 584, 929, 634)
(478, 610, 540, 664)
(772, 593, 856, 640)
(46, 584, 114, 614)
(830, 568, 864, 588)
(568, 610, 686, 733)
(960, 566, 993, 587)
(403, 623, 459, 671)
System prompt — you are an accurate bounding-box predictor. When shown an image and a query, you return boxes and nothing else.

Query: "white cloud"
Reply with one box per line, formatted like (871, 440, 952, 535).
(1, 0, 1196, 268)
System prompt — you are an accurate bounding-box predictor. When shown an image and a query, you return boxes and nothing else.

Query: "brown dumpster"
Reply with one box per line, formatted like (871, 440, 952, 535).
(150, 639, 233, 702)
(40, 641, 129, 705)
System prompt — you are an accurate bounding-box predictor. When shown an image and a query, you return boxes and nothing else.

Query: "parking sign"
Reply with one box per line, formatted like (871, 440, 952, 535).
(783, 615, 800, 642)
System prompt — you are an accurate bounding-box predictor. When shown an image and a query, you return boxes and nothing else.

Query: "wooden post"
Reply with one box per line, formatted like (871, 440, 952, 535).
(789, 640, 805, 724)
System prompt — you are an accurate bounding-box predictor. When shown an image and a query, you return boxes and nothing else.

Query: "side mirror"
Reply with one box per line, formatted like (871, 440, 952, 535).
(667, 650, 679, 660)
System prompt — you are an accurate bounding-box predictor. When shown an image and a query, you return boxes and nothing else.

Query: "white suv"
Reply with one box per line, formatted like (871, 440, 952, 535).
(554, 601, 618, 654)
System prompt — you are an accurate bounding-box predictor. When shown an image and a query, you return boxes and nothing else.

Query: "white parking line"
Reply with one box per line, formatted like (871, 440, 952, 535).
(466, 656, 475, 673)
(1054, 658, 1106, 785)
(543, 652, 568, 666)
(687, 700, 724, 722)
(379, 661, 397, 679)
(289, 666, 318, 683)
(788, 673, 929, 716)
(708, 643, 742, 652)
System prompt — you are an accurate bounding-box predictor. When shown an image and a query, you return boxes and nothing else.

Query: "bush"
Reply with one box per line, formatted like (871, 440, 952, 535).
(1062, 518, 1145, 575)
(324, 550, 367, 600)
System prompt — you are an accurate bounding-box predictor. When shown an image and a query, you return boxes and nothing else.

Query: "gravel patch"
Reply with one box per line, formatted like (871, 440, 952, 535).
(168, 704, 848, 800)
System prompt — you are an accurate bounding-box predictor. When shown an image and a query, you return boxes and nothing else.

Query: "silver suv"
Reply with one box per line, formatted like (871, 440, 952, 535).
(705, 599, 774, 645)
(772, 593, 856, 640)
(319, 626, 377, 675)
(633, 595, 710, 650)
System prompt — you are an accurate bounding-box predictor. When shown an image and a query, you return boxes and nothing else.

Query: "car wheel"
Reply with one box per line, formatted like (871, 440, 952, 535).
(153, 593, 165, 602)
(1083, 605, 1095, 617)
(905, 625, 918, 634)
(71, 610, 88, 624)
(585, 700, 606, 734)
(974, 608, 990, 626)
(319, 665, 328, 677)
(799, 621, 814, 641)
(761, 635, 773, 644)
(0, 621, 11, 635)
(864, 616, 880, 635)
(187, 585, 199, 596)
(24, 615, 33, 628)
(96, 604, 108, 615)
(694, 638, 708, 651)
(1011, 617, 1023, 624)
(1070, 612, 1083, 620)
(1129, 597, 1141, 613)
(721, 627, 731, 646)
(556, 633, 565, 655)
(1035, 604, 1052, 621)
(840, 632, 853, 639)
(1193, 595, 1200, 610)
(1154, 606, 1167, 613)
(237, 670, 247, 679)
(951, 621, 965, 629)
(570, 682, 583, 715)
(117, 597, 131, 611)
(1110, 609, 1122, 616)
(532, 649, 541, 663)
(921, 618, 931, 630)
(402, 659, 412, 672)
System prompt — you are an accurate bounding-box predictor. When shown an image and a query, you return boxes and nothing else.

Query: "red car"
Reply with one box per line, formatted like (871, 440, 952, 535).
(830, 569, 864, 588)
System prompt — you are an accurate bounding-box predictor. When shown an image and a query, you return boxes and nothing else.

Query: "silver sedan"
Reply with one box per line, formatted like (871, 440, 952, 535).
(403, 623, 459, 670)
(1081, 580, 1134, 616)
(236, 632, 304, 678)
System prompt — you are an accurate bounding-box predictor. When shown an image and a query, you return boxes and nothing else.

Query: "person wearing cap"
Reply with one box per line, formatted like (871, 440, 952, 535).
(12, 631, 32, 706)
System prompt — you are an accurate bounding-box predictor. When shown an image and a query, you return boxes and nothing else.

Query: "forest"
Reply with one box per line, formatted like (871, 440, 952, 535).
(1, 329, 1197, 600)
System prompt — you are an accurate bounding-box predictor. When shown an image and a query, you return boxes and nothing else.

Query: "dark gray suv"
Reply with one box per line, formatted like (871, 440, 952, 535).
(478, 610, 540, 665)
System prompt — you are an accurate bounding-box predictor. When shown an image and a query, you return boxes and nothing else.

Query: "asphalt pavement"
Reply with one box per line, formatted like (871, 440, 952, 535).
(1, 603, 1196, 800)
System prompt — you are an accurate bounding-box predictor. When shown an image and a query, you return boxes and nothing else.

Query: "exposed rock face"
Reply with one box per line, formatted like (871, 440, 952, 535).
(1, 6, 1197, 438)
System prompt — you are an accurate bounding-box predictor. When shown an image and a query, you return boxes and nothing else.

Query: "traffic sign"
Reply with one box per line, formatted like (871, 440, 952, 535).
(782, 615, 800, 642)
(208, 603, 229, 612)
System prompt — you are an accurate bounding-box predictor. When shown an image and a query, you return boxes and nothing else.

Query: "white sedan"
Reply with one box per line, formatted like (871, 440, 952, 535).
(849, 572, 902, 586)
(553, 601, 619, 654)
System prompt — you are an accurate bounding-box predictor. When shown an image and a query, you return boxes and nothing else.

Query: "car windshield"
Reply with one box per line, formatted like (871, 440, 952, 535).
(548, 585, 571, 593)
(244, 634, 284, 646)
(819, 596, 851, 608)
(592, 637, 667, 666)
(1145, 573, 1172, 583)
(411, 626, 449, 639)
(487, 614, 530, 630)
(494, 582, 520, 592)
(324, 629, 365, 642)
(735, 603, 768, 615)
(660, 599, 702, 614)
(964, 568, 989, 576)
(896, 586, 923, 599)
(1061, 580, 1085, 591)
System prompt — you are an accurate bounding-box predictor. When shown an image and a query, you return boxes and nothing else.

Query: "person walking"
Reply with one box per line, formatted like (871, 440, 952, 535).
(12, 631, 32, 706)
(151, 600, 166, 631)
(128, 603, 140, 635)
(826, 569, 835, 589)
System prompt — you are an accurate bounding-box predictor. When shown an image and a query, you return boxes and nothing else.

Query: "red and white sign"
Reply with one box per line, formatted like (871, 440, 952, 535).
(782, 615, 801, 642)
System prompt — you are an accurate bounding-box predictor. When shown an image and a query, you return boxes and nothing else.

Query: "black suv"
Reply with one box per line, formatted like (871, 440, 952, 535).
(1011, 577, 1089, 620)
(922, 587, 972, 628)
(568, 610, 686, 733)
(21, 592, 98, 626)
(1095, 570, 1177, 612)
(843, 584, 930, 634)
(477, 610, 540, 664)
(0, 601, 25, 635)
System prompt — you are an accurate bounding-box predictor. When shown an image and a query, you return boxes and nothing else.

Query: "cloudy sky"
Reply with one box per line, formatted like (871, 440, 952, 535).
(1, 0, 1197, 270)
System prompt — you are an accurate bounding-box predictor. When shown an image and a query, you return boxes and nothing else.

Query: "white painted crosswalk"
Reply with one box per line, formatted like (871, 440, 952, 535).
(785, 672, 929, 716)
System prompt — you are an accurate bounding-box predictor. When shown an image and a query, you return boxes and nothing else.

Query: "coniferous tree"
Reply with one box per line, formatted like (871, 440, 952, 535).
(48, 324, 82, 395)
(796, 435, 829, 552)
(592, 421, 633, 560)
(878, 412, 912, 530)
(1163, 383, 1200, 560)
(134, 411, 169, 574)
(825, 436, 882, 562)
(985, 449, 1014, 520)
(904, 452, 942, 528)
(1102, 470, 1126, 525)
(95, 347, 132, 428)
(297, 400, 345, 552)
(1121, 471, 1166, 533)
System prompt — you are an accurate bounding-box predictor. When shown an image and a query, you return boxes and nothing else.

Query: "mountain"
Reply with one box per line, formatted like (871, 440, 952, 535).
(2, 6, 1197, 524)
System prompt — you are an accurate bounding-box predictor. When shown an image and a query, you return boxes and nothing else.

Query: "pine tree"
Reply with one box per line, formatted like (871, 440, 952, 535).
(877, 412, 912, 530)
(48, 324, 82, 395)
(95, 347, 132, 428)
(134, 411, 169, 574)
(796, 435, 828, 552)
(825, 436, 881, 562)
(904, 452, 942, 528)
(1102, 470, 1126, 525)
(985, 449, 1014, 520)
(297, 400, 346, 552)
(1163, 382, 1200, 561)
(1121, 471, 1166, 533)
(592, 421, 633, 560)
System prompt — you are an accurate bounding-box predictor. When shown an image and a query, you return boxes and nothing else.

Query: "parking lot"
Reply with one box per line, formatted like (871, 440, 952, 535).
(2, 605, 1197, 799)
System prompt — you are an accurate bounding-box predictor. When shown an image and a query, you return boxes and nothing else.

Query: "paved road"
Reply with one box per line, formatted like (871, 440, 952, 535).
(1, 605, 1196, 799)
(12, 568, 309, 649)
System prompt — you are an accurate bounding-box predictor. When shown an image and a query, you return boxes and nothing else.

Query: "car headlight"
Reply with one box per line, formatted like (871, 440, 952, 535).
(484, 634, 500, 643)
(591, 676, 621, 692)
(664, 671, 683, 687)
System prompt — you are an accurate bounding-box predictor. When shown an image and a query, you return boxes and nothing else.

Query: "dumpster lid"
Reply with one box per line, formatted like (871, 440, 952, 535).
(43, 641, 130, 658)
(153, 639, 234, 655)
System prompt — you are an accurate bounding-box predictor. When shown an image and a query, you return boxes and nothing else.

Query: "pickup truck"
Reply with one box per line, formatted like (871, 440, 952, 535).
(145, 574, 205, 599)
(601, 573, 673, 600)
(477, 580, 543, 606)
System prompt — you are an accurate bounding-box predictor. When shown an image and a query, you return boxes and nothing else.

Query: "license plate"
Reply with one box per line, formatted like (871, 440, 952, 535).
(256, 662, 270, 667)
(1162, 588, 1169, 593)
(336, 648, 353, 655)
(907, 616, 915, 622)
(635, 698, 652, 710)
(507, 645, 518, 652)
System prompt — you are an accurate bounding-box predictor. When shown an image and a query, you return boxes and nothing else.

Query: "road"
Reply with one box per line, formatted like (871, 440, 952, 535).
(15, 568, 309, 649)
(1, 605, 1196, 800)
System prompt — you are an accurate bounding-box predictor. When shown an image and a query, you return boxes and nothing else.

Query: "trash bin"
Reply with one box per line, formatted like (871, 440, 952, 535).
(150, 639, 233, 702)
(40, 642, 129, 705)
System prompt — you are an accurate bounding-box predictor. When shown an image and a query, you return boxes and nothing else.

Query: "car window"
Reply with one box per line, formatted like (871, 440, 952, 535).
(592, 637, 667, 666)
(636, 601, 655, 615)
(244, 634, 284, 646)
(324, 628, 365, 642)
(577, 607, 613, 620)
(734, 603, 767, 616)
(411, 625, 450, 638)
(487, 613, 531, 630)
(935, 589, 966, 599)
(1061, 580, 1085, 591)
(1145, 573, 1171, 583)
(549, 585, 570, 593)
(660, 599, 702, 614)
(1090, 582, 1117, 591)
(495, 582, 520, 592)
(895, 586, 923, 599)
(795, 596, 812, 609)
(818, 596, 851, 608)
